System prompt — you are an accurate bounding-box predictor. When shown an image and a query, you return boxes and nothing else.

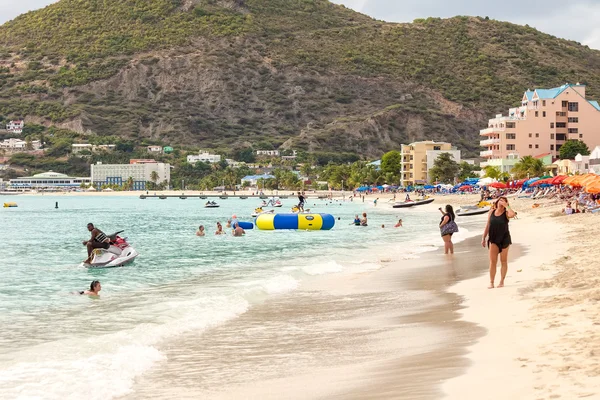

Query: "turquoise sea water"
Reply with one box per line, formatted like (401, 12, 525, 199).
(0, 195, 480, 399)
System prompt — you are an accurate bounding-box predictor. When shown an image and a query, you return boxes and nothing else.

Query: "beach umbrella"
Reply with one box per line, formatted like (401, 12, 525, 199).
(522, 177, 540, 188)
(530, 178, 553, 186)
(550, 175, 567, 185)
(478, 177, 494, 185)
(562, 176, 577, 185)
(424, 185, 435, 189)
(489, 182, 507, 189)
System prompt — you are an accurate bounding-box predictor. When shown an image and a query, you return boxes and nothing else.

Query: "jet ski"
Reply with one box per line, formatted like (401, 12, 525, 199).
(83, 231, 139, 269)
(457, 207, 490, 216)
(291, 206, 311, 214)
(392, 198, 435, 208)
(273, 200, 283, 208)
(251, 207, 275, 217)
(205, 201, 220, 208)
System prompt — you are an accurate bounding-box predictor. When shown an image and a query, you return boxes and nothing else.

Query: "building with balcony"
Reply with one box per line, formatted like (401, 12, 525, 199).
(480, 83, 600, 173)
(6, 120, 24, 134)
(399, 141, 459, 186)
(91, 161, 170, 190)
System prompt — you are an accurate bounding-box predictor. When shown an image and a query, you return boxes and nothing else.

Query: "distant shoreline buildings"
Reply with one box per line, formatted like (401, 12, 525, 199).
(480, 83, 600, 173)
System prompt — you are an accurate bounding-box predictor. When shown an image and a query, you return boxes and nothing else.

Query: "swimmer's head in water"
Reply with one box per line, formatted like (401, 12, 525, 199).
(90, 280, 101, 291)
(87, 223, 94, 231)
(199, 225, 204, 230)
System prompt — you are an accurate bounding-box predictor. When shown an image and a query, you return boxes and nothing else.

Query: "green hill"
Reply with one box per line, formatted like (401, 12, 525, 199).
(2, 0, 600, 157)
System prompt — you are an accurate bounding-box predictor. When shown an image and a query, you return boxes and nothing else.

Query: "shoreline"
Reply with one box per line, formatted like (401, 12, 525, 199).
(443, 197, 600, 399)
(122, 228, 496, 399)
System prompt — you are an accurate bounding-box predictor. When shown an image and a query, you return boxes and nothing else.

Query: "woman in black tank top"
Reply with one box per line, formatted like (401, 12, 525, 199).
(482, 196, 516, 288)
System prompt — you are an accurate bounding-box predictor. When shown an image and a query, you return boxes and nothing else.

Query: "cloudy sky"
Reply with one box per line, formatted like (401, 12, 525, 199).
(1, 0, 600, 50)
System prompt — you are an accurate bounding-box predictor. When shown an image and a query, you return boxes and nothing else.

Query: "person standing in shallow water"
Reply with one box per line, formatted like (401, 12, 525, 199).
(439, 205, 458, 254)
(482, 196, 516, 288)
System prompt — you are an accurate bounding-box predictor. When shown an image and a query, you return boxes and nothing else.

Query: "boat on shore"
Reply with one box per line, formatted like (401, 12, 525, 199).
(392, 198, 435, 208)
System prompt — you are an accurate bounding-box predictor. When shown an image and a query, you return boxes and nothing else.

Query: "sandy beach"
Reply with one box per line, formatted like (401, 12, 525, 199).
(444, 196, 600, 399)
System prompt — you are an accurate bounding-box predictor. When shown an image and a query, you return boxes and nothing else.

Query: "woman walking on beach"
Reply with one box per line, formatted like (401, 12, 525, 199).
(439, 205, 458, 254)
(482, 196, 516, 288)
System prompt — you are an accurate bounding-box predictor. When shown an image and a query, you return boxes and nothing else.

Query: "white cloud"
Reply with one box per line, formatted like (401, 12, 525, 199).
(0, 0, 58, 24)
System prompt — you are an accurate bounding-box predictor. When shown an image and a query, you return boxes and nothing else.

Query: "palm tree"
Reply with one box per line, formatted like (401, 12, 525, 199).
(512, 156, 545, 179)
(150, 171, 159, 189)
(483, 165, 502, 180)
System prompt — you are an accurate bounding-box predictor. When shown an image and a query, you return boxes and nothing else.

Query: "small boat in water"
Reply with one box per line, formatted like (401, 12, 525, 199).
(159, 196, 167, 200)
(3, 202, 18, 208)
(240, 196, 248, 199)
(219, 196, 228, 200)
(205, 201, 220, 208)
(457, 207, 490, 217)
(392, 198, 435, 208)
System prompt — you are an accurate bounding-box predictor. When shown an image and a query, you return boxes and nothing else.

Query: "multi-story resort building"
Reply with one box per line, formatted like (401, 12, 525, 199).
(480, 83, 600, 172)
(91, 160, 170, 190)
(400, 141, 460, 186)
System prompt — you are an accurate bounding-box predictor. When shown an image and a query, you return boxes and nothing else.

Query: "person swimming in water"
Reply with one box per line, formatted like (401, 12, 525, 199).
(360, 212, 368, 226)
(395, 219, 403, 228)
(215, 222, 226, 235)
(232, 222, 245, 237)
(196, 225, 205, 236)
(79, 280, 101, 296)
(353, 215, 361, 226)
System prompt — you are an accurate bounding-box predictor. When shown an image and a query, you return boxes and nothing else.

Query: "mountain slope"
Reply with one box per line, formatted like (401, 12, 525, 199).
(1, 0, 600, 157)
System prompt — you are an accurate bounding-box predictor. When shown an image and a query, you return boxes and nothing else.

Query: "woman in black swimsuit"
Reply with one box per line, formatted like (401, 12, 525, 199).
(482, 196, 516, 288)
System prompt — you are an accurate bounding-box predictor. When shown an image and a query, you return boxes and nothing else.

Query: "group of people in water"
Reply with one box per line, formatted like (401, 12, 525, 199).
(352, 213, 403, 228)
(197, 215, 246, 236)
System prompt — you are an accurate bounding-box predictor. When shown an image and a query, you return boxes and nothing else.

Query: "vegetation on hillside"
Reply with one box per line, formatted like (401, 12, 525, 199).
(1, 0, 600, 156)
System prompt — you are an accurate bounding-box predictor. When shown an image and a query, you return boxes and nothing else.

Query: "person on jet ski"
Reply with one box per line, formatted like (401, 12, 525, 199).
(82, 223, 110, 264)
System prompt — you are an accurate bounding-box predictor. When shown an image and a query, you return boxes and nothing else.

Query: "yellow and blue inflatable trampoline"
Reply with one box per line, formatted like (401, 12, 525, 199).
(256, 213, 335, 231)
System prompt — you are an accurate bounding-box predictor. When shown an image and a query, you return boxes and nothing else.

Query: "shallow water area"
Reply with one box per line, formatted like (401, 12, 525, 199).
(0, 195, 486, 399)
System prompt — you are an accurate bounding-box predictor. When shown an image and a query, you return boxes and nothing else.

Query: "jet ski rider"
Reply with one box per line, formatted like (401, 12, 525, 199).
(82, 223, 110, 264)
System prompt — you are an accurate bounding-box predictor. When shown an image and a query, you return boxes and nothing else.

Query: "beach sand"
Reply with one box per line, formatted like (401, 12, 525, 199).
(124, 229, 522, 400)
(444, 196, 600, 399)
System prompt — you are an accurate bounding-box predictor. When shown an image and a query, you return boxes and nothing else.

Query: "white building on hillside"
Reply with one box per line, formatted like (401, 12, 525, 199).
(0, 138, 41, 150)
(147, 145, 163, 153)
(256, 150, 280, 156)
(91, 161, 170, 190)
(72, 144, 116, 154)
(6, 120, 24, 134)
(187, 151, 221, 164)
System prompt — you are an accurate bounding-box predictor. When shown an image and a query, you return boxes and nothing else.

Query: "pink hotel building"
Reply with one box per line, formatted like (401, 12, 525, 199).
(480, 83, 600, 172)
